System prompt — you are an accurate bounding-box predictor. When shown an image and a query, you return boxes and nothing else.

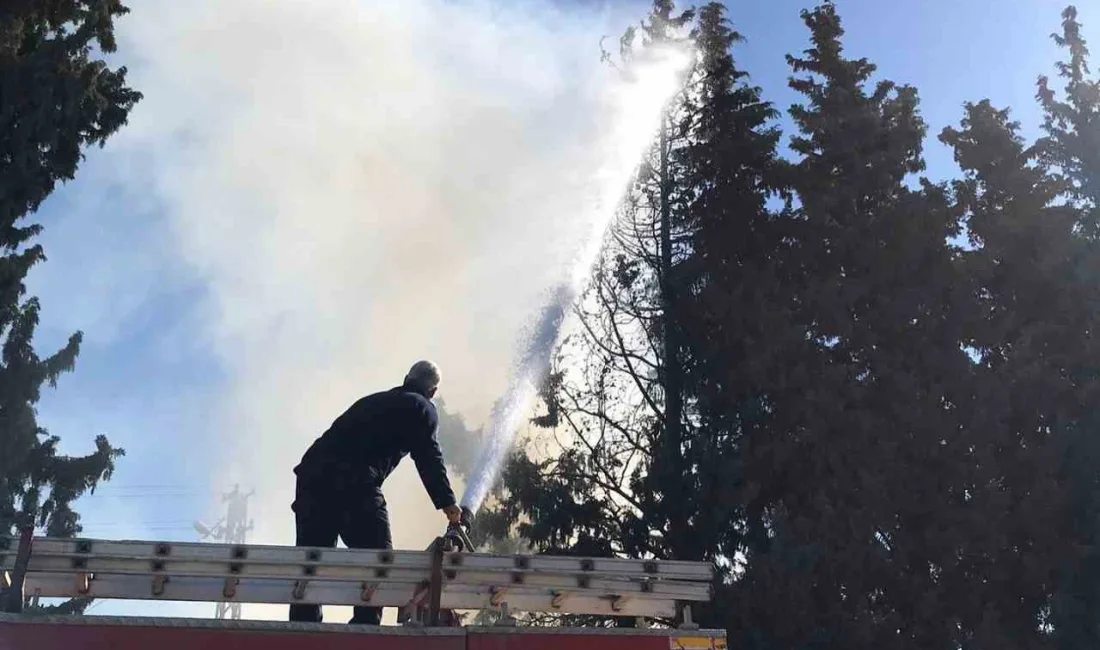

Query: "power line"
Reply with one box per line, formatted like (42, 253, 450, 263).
(79, 521, 197, 527)
(81, 494, 201, 499)
(90, 484, 197, 489)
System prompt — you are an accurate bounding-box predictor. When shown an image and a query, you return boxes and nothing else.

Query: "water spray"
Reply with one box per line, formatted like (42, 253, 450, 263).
(458, 44, 692, 518)
(460, 284, 575, 514)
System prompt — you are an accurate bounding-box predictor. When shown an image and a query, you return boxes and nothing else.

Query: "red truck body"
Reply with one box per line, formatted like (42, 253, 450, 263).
(0, 614, 726, 650)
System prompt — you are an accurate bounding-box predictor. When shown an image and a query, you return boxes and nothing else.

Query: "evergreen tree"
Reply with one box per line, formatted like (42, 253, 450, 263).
(1038, 6, 1100, 235)
(1030, 7, 1100, 647)
(0, 0, 138, 595)
(479, 4, 1100, 648)
(1, 1, 142, 229)
(668, 0, 786, 628)
(730, 4, 975, 648)
(940, 99, 1074, 649)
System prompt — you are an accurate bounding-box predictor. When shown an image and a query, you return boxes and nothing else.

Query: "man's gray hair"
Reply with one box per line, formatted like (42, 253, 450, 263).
(404, 360, 441, 394)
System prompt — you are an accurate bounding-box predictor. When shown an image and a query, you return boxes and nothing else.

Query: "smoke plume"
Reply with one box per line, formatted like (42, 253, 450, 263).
(101, 0, 683, 620)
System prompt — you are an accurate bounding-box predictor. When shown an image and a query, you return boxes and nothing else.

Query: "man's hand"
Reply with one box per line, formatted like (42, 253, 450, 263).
(442, 504, 462, 525)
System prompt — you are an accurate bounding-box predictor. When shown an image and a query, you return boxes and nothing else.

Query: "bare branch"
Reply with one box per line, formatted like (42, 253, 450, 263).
(559, 407, 646, 513)
(562, 388, 653, 460)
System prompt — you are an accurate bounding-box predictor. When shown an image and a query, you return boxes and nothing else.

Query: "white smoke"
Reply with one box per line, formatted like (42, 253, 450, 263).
(101, 0, 684, 621)
(461, 43, 690, 513)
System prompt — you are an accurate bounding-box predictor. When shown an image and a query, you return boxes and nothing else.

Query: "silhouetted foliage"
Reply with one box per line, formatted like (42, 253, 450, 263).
(489, 2, 1100, 648)
(0, 0, 139, 614)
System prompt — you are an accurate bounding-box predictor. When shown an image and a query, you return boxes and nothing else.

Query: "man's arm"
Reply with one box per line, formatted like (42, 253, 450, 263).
(409, 404, 457, 511)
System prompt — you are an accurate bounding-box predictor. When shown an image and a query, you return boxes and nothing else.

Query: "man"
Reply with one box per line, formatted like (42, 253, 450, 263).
(289, 360, 462, 625)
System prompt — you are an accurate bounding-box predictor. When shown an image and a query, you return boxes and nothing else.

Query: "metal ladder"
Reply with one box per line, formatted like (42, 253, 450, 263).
(1, 529, 713, 626)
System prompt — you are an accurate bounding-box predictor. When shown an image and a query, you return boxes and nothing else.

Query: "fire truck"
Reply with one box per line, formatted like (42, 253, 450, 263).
(0, 529, 725, 649)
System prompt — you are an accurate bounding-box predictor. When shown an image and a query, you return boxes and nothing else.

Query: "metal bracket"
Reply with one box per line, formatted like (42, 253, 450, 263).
(550, 590, 566, 609)
(408, 580, 430, 607)
(359, 582, 377, 603)
(609, 594, 628, 612)
(679, 604, 700, 631)
(291, 579, 307, 600)
(75, 572, 92, 595)
(1, 528, 32, 614)
(222, 577, 239, 599)
(494, 600, 517, 627)
(404, 603, 424, 627)
(427, 536, 445, 626)
(151, 574, 167, 597)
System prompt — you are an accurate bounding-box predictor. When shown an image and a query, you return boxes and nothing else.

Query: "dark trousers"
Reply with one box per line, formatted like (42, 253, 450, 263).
(289, 474, 392, 625)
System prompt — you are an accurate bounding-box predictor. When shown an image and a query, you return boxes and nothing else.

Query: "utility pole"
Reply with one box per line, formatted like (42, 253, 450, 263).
(193, 484, 254, 620)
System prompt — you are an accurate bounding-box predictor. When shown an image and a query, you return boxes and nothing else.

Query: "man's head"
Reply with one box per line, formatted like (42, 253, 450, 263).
(403, 360, 441, 399)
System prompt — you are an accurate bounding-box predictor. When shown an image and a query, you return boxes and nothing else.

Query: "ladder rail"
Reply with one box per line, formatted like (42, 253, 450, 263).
(22, 573, 683, 618)
(7, 537, 713, 581)
(15, 557, 710, 600)
(1, 533, 715, 620)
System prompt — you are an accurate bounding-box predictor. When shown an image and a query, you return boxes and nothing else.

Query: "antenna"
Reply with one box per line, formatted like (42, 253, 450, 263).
(194, 485, 254, 620)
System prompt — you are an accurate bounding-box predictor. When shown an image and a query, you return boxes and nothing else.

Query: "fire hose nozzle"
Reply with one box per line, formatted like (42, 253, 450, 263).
(444, 506, 475, 552)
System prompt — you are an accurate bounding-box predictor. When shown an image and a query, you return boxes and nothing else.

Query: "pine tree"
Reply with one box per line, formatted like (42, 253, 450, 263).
(1029, 7, 1100, 647)
(479, 3, 1100, 647)
(729, 4, 976, 648)
(1038, 6, 1100, 235)
(1, 1, 143, 229)
(940, 99, 1075, 649)
(0, 0, 138, 603)
(664, 0, 786, 627)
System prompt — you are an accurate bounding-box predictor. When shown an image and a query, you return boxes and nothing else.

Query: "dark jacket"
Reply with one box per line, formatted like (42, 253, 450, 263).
(294, 386, 456, 510)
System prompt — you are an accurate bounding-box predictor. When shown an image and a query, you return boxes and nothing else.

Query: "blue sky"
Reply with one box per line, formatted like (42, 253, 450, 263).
(21, 0, 1097, 619)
